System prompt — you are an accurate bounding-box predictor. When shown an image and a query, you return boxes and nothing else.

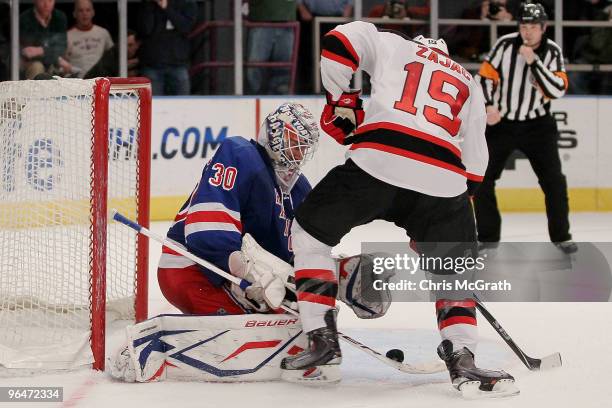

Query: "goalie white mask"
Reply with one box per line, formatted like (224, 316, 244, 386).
(257, 103, 319, 193)
(413, 35, 449, 56)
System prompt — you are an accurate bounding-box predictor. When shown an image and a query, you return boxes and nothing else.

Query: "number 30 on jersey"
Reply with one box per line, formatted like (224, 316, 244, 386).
(208, 163, 237, 190)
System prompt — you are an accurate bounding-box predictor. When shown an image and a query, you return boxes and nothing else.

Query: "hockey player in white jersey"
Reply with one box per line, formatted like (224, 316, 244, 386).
(281, 21, 517, 397)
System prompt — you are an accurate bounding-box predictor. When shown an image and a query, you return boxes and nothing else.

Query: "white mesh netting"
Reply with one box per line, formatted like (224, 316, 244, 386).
(0, 78, 143, 370)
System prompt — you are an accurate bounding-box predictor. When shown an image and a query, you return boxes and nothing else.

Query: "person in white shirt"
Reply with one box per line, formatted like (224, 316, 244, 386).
(59, 0, 113, 78)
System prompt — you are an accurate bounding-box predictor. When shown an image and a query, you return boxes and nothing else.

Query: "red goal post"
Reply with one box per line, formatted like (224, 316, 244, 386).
(91, 78, 152, 370)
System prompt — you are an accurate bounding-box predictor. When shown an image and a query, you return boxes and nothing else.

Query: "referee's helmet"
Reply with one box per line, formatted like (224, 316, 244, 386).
(518, 3, 548, 24)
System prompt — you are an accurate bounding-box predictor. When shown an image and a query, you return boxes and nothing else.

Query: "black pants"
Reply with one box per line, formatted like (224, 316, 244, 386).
(295, 159, 477, 261)
(474, 115, 571, 243)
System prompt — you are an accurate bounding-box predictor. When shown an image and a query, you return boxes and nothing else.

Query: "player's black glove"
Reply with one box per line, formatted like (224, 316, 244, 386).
(320, 91, 365, 145)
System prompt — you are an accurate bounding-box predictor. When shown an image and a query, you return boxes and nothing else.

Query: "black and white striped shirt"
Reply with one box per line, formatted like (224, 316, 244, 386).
(476, 32, 568, 121)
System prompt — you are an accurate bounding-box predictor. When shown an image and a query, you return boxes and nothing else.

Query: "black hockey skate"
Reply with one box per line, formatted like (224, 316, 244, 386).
(554, 240, 578, 254)
(280, 309, 341, 384)
(437, 340, 519, 398)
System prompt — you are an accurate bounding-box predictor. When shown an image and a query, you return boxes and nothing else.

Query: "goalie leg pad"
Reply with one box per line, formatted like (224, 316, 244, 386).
(112, 314, 306, 382)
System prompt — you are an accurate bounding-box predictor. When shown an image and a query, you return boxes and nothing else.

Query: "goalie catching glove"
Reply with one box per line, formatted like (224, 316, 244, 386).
(228, 233, 294, 312)
(320, 91, 365, 145)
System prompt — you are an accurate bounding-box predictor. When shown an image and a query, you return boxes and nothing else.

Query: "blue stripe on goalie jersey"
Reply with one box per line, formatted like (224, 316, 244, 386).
(166, 136, 311, 287)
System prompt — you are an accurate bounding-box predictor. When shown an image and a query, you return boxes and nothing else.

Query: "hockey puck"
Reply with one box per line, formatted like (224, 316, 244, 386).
(385, 348, 404, 363)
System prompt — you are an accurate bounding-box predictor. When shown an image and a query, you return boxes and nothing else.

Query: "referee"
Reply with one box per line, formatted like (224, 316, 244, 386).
(474, 2, 577, 254)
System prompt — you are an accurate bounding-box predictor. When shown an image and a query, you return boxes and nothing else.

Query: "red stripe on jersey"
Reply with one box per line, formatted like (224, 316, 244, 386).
(321, 49, 358, 71)
(436, 299, 476, 309)
(350, 142, 467, 178)
(162, 245, 182, 256)
(355, 122, 461, 158)
(187, 211, 243, 232)
(327, 30, 360, 66)
(466, 172, 484, 182)
(439, 315, 477, 330)
(297, 291, 336, 307)
(295, 268, 337, 283)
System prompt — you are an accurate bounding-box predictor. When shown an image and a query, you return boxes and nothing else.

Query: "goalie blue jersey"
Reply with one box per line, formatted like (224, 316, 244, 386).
(163, 136, 311, 286)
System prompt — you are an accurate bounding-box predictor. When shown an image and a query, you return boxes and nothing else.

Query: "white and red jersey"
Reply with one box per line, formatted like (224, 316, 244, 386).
(321, 21, 488, 197)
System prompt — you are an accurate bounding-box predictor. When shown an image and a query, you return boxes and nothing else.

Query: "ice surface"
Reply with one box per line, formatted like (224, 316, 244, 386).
(3, 213, 612, 408)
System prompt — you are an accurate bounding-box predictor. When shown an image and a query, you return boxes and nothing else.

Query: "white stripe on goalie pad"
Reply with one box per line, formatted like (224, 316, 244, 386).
(125, 313, 306, 382)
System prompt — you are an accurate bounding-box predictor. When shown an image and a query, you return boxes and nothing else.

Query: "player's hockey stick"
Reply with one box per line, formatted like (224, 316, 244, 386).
(111, 210, 445, 375)
(473, 294, 562, 371)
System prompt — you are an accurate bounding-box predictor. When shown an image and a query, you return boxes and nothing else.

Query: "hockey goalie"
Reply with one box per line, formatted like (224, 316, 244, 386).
(110, 103, 394, 383)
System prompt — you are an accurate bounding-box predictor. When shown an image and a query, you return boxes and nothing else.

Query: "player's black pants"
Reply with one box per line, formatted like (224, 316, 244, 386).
(295, 159, 478, 331)
(295, 159, 476, 256)
(474, 115, 571, 243)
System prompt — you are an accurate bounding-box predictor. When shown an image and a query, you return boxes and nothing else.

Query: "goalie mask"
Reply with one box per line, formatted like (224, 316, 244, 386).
(258, 103, 319, 193)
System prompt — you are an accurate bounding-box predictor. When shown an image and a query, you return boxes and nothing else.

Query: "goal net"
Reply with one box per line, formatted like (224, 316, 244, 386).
(0, 77, 150, 371)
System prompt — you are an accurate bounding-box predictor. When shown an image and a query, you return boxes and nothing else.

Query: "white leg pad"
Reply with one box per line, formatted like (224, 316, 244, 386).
(110, 313, 307, 382)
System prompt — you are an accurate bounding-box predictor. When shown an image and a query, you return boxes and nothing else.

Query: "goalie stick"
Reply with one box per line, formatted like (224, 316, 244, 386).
(111, 210, 446, 375)
(473, 293, 562, 371)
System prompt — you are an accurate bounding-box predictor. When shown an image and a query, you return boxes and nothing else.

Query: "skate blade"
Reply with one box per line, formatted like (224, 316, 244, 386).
(458, 379, 520, 399)
(280, 365, 341, 385)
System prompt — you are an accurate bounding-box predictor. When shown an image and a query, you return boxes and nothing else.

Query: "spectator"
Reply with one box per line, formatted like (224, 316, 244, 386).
(59, 0, 114, 78)
(137, 0, 196, 95)
(296, 0, 352, 20)
(19, 0, 67, 79)
(246, 0, 297, 95)
(367, 1, 430, 36)
(84, 29, 141, 79)
(368, 0, 409, 19)
(440, 1, 496, 63)
(481, 0, 514, 21)
(439, 0, 471, 18)
(295, 0, 353, 94)
(569, 4, 612, 94)
(368, 0, 430, 20)
(564, 0, 610, 21)
(576, 5, 612, 64)
(126, 30, 141, 77)
(563, 0, 609, 64)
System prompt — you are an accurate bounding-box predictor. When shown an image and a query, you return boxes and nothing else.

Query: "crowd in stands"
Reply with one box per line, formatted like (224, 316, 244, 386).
(0, 0, 610, 95)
